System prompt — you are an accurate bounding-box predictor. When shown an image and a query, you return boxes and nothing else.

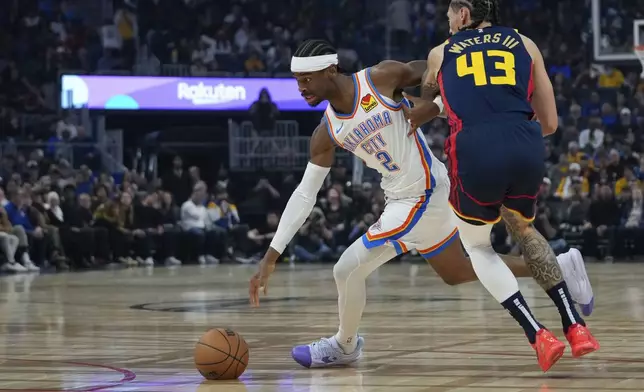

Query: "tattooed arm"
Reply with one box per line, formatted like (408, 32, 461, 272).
(500, 206, 563, 290)
(420, 45, 446, 101)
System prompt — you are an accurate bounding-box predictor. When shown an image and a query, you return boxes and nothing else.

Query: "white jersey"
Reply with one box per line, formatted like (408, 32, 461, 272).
(324, 68, 448, 200)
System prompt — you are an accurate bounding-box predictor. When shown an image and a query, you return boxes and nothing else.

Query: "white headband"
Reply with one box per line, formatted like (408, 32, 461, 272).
(290, 54, 338, 73)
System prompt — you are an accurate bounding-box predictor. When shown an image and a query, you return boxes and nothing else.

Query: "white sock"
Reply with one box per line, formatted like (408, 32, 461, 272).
(333, 239, 397, 354)
(333, 334, 358, 354)
(457, 220, 519, 302)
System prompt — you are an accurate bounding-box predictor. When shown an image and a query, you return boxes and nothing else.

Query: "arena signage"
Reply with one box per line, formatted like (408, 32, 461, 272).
(59, 75, 326, 111)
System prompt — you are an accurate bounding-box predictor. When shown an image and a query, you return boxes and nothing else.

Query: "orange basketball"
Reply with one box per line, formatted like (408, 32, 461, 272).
(194, 328, 249, 380)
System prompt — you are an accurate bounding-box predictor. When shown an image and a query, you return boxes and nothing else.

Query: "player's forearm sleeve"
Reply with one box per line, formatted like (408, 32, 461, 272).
(269, 162, 330, 253)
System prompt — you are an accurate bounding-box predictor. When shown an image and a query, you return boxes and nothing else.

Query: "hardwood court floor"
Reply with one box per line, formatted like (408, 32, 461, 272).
(0, 262, 642, 392)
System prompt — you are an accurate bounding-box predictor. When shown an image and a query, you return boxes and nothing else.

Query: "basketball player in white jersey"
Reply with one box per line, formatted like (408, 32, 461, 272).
(248, 39, 593, 369)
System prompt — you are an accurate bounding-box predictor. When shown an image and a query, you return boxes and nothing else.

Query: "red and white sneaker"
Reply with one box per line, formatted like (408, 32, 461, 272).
(565, 323, 600, 357)
(531, 329, 566, 372)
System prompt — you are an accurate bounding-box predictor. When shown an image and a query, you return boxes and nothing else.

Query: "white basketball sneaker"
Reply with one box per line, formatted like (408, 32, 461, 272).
(557, 248, 594, 316)
(1, 262, 27, 273)
(291, 336, 364, 368)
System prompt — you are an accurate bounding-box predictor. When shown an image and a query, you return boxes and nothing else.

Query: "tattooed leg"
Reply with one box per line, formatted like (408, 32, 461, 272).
(500, 206, 592, 337)
(425, 236, 534, 286)
(500, 206, 563, 290)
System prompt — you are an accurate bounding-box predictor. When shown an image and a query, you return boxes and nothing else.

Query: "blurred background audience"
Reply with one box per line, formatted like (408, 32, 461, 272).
(0, 0, 643, 273)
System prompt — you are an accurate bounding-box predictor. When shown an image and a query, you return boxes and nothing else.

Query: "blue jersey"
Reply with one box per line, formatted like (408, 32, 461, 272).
(438, 26, 535, 130)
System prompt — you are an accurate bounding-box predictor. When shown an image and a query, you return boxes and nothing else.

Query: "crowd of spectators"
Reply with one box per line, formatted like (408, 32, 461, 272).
(2, 0, 644, 274)
(161, 159, 385, 264)
(0, 148, 375, 273)
(0, 150, 248, 272)
(130, 0, 375, 75)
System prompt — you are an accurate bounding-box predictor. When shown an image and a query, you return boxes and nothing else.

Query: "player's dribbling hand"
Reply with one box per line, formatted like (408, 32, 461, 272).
(249, 257, 276, 307)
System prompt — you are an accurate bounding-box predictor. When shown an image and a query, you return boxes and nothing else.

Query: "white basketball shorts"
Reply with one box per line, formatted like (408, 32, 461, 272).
(361, 183, 459, 259)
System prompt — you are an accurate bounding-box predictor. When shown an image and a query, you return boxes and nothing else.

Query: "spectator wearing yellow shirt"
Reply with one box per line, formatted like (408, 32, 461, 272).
(548, 153, 569, 189)
(598, 66, 625, 88)
(566, 141, 586, 164)
(615, 167, 642, 197)
(114, 5, 138, 67)
(556, 163, 590, 199)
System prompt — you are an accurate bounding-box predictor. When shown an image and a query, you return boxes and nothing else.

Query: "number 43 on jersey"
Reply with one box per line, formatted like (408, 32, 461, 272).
(457, 50, 516, 86)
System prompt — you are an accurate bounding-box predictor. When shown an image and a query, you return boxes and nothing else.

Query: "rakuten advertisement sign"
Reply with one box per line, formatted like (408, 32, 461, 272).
(60, 75, 325, 111)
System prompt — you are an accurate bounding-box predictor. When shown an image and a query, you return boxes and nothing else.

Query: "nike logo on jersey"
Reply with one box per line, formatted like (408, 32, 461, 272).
(335, 124, 344, 134)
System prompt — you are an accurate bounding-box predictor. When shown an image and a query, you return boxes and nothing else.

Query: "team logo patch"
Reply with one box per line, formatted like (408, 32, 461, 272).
(360, 93, 378, 113)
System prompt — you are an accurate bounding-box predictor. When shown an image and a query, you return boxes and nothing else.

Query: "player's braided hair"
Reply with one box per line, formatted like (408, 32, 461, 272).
(451, 0, 500, 31)
(293, 39, 337, 57)
(293, 39, 345, 72)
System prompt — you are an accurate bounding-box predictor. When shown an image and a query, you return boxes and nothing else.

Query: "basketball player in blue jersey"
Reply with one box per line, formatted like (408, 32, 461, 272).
(248, 39, 594, 371)
(404, 0, 599, 371)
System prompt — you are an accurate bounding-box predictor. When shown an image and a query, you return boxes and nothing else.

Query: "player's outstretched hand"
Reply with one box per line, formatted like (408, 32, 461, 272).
(249, 256, 276, 307)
